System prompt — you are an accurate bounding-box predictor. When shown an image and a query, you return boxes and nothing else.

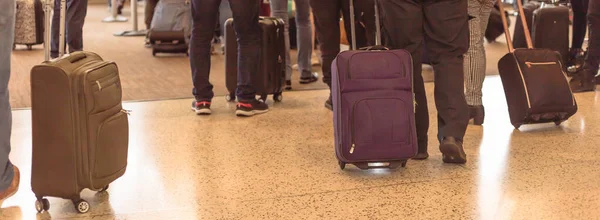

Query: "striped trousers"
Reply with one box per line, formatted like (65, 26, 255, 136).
(464, 0, 494, 106)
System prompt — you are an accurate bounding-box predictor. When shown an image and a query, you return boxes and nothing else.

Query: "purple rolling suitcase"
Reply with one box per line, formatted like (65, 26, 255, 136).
(333, 0, 417, 170)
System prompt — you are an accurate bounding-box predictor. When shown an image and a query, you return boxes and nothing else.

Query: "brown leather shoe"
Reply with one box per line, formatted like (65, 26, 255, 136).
(0, 166, 20, 205)
(439, 137, 467, 164)
(469, 105, 485, 125)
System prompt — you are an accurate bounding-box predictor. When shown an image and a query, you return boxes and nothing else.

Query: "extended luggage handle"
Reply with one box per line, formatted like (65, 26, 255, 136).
(498, 0, 534, 52)
(349, 0, 387, 50)
(43, 0, 66, 61)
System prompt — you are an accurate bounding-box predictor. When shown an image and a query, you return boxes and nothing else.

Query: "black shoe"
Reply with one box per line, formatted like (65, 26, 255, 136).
(191, 101, 212, 115)
(325, 96, 333, 111)
(235, 99, 269, 117)
(439, 137, 467, 164)
(569, 72, 596, 93)
(299, 72, 319, 84)
(285, 80, 292, 90)
(469, 105, 485, 126)
(412, 139, 429, 160)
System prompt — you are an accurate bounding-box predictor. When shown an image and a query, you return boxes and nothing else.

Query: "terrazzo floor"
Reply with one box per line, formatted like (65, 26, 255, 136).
(1, 76, 600, 219)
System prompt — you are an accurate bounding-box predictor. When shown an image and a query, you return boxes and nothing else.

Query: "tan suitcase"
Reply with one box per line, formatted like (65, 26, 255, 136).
(30, 0, 129, 214)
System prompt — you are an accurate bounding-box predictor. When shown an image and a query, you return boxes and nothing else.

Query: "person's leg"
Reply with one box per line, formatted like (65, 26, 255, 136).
(189, 0, 219, 115)
(66, 0, 87, 53)
(464, 0, 493, 125)
(572, 0, 600, 91)
(310, 0, 341, 110)
(424, 0, 470, 163)
(356, 0, 376, 45)
(295, 0, 318, 83)
(145, 0, 159, 30)
(379, 0, 429, 159)
(51, 0, 61, 58)
(219, 0, 232, 37)
(0, 0, 18, 200)
(229, 0, 269, 116)
(270, 0, 293, 84)
(572, 0, 589, 50)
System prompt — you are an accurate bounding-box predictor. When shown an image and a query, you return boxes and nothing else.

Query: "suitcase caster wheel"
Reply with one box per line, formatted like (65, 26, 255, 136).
(152, 51, 157, 57)
(35, 198, 50, 213)
(27, 45, 33, 50)
(338, 161, 346, 170)
(401, 160, 407, 168)
(99, 185, 109, 192)
(273, 93, 283, 102)
(74, 199, 90, 213)
(554, 121, 563, 126)
(226, 94, 235, 102)
(12, 44, 16, 50)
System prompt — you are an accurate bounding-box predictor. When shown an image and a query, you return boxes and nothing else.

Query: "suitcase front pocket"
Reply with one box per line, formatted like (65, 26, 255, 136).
(93, 111, 129, 180)
(348, 98, 412, 160)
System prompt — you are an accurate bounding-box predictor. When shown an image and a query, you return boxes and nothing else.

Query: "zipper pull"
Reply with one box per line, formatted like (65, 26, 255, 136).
(96, 80, 102, 91)
(350, 144, 355, 154)
(121, 109, 131, 115)
(413, 93, 417, 112)
(525, 62, 532, 68)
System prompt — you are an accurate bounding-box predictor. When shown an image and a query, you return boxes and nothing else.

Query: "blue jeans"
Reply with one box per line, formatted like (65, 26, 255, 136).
(0, 0, 15, 191)
(190, 0, 261, 101)
(51, 0, 88, 58)
(270, 0, 313, 79)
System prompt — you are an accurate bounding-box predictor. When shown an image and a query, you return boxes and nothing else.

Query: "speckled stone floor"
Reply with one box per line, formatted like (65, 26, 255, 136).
(1, 76, 599, 219)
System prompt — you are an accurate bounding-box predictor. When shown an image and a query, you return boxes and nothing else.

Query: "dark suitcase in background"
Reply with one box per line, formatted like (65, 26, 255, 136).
(14, 0, 44, 50)
(485, 3, 510, 43)
(333, 0, 417, 170)
(30, 0, 129, 214)
(513, 1, 540, 49)
(531, 3, 570, 69)
(148, 0, 192, 56)
(496, 0, 576, 130)
(224, 17, 286, 102)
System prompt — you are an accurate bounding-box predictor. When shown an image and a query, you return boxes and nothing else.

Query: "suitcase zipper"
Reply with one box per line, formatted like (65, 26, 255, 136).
(525, 61, 557, 68)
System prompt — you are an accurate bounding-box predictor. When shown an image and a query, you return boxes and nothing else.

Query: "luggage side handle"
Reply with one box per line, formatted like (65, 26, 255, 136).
(498, 0, 534, 52)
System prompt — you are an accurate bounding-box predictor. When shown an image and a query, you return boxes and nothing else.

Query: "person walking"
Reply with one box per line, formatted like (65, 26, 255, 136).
(464, 0, 495, 125)
(0, 0, 21, 205)
(570, 0, 600, 92)
(189, 0, 269, 116)
(51, 0, 88, 58)
(270, 0, 319, 90)
(379, 0, 471, 163)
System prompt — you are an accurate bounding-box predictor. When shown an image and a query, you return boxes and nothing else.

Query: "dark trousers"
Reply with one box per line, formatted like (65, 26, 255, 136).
(190, 0, 261, 101)
(379, 0, 470, 145)
(51, 0, 88, 58)
(584, 0, 600, 76)
(310, 0, 375, 88)
(572, 0, 589, 50)
(145, 0, 160, 30)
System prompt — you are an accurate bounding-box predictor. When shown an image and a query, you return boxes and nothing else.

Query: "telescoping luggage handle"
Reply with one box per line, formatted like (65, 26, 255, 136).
(349, 0, 387, 51)
(43, 0, 67, 61)
(497, 0, 533, 52)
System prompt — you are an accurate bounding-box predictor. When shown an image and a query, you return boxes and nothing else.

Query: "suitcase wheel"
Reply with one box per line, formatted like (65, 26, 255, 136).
(273, 93, 283, 102)
(226, 94, 236, 102)
(338, 161, 346, 170)
(401, 160, 407, 168)
(98, 185, 109, 192)
(152, 51, 157, 57)
(555, 120, 564, 126)
(73, 199, 90, 214)
(27, 45, 33, 50)
(35, 198, 50, 213)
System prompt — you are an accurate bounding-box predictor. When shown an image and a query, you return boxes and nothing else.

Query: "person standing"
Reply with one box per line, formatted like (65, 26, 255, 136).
(51, 0, 88, 58)
(270, 0, 319, 90)
(310, 0, 375, 110)
(464, 0, 495, 126)
(379, 0, 470, 163)
(189, 0, 269, 116)
(569, 0, 589, 68)
(570, 0, 600, 92)
(0, 0, 21, 205)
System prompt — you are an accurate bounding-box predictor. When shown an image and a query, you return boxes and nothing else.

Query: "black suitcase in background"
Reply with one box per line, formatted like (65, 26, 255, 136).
(513, 1, 540, 49)
(224, 17, 286, 102)
(532, 4, 570, 68)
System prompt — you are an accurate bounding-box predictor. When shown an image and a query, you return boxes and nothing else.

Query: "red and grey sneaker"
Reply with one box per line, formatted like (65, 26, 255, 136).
(235, 99, 269, 117)
(191, 101, 212, 115)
